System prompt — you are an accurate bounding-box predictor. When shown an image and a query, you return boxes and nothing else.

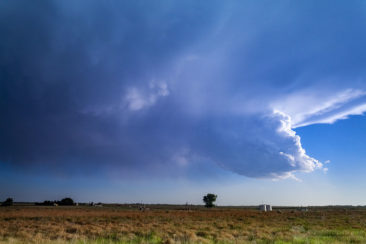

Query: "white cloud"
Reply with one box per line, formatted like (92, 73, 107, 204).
(305, 103, 366, 126)
(272, 88, 366, 128)
(193, 110, 323, 179)
(125, 88, 147, 111)
(125, 81, 169, 111)
(272, 111, 322, 173)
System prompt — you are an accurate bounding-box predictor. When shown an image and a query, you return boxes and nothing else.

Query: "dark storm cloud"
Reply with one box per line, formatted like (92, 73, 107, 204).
(0, 0, 224, 176)
(1, 1, 366, 179)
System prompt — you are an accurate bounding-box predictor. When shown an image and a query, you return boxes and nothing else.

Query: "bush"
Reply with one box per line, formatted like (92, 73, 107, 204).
(35, 200, 56, 206)
(58, 198, 74, 206)
(1, 198, 13, 206)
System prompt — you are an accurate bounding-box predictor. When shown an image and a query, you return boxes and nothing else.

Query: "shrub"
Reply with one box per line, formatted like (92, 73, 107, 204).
(1, 198, 13, 206)
(58, 198, 75, 206)
(35, 200, 56, 206)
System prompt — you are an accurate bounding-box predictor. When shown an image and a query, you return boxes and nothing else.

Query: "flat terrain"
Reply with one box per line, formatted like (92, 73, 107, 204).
(1, 205, 366, 243)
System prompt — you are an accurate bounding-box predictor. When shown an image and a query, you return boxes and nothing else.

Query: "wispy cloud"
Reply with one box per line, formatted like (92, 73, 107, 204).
(272, 88, 366, 128)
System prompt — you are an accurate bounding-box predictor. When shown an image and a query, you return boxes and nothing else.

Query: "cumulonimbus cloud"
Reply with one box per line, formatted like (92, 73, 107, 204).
(1, 0, 366, 180)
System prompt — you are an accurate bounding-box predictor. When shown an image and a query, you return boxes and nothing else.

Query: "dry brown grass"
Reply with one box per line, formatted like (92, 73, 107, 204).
(0, 206, 366, 243)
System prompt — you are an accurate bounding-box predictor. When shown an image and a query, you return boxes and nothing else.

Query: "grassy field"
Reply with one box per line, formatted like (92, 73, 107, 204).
(1, 205, 366, 243)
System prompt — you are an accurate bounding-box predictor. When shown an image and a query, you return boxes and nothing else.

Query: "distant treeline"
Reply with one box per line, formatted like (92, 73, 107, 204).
(35, 197, 75, 206)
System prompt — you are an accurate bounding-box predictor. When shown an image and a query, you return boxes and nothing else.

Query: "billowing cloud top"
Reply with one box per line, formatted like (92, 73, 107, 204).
(1, 1, 366, 179)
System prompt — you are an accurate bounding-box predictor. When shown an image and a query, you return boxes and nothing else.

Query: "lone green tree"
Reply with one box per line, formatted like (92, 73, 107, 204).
(203, 193, 217, 208)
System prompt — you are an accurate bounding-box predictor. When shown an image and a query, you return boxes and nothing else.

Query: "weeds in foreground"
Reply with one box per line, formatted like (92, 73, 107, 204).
(1, 206, 366, 243)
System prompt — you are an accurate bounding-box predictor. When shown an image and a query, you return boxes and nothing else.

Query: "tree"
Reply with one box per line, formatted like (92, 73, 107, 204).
(203, 193, 217, 208)
(1, 198, 13, 206)
(58, 197, 74, 206)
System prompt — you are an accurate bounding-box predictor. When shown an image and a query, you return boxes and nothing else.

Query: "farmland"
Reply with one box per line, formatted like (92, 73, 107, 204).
(1, 205, 366, 243)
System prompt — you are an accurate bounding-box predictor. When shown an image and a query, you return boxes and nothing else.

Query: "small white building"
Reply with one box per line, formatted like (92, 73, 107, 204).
(259, 204, 272, 211)
(259, 204, 267, 211)
(266, 204, 272, 211)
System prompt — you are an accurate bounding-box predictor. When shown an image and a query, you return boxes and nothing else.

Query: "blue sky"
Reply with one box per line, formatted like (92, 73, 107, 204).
(1, 1, 366, 205)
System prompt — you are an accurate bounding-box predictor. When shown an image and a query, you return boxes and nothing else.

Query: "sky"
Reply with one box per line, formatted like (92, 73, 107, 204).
(1, 1, 366, 205)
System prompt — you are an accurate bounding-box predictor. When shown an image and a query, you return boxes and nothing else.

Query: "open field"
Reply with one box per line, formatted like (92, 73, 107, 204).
(1, 205, 366, 243)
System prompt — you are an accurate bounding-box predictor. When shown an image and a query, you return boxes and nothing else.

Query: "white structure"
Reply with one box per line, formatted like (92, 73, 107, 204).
(266, 204, 272, 211)
(259, 204, 267, 211)
(259, 204, 272, 211)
